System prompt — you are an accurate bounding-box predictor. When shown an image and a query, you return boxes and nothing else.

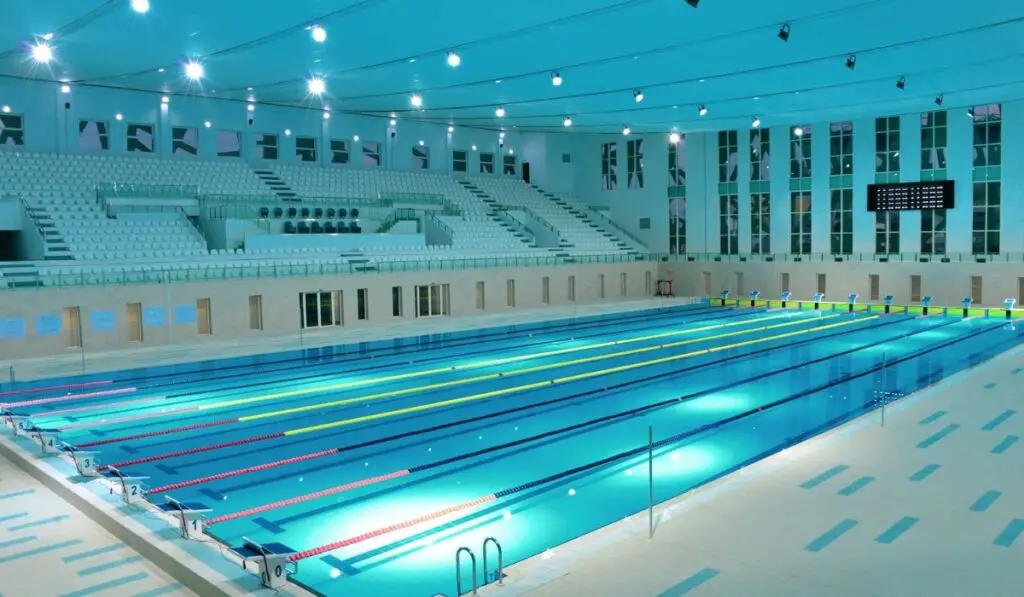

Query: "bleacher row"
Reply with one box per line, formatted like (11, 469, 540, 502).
(0, 150, 645, 283)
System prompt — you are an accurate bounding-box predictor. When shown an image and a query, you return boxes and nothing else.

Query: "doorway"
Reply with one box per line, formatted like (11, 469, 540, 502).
(522, 162, 531, 184)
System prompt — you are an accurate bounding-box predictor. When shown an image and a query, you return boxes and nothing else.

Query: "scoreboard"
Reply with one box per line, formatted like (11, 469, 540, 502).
(867, 180, 954, 211)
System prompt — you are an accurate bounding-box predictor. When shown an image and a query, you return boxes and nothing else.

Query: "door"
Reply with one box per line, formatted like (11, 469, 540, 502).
(522, 162, 531, 184)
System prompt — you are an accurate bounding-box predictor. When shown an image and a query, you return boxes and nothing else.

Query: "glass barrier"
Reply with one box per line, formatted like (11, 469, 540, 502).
(202, 194, 387, 207)
(664, 252, 1024, 264)
(96, 183, 201, 198)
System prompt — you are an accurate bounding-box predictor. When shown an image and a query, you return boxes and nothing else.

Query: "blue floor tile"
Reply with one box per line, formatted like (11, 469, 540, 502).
(805, 519, 858, 552)
(875, 516, 919, 544)
(800, 465, 849, 489)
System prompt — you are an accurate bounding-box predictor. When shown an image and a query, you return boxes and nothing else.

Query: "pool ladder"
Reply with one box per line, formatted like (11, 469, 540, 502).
(455, 537, 504, 595)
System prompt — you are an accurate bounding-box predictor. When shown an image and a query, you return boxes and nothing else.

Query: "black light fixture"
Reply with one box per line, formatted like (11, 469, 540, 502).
(845, 54, 857, 70)
(697, 104, 708, 116)
(685, 0, 699, 6)
(896, 76, 906, 90)
(778, 24, 791, 42)
(934, 95, 944, 107)
(967, 107, 975, 119)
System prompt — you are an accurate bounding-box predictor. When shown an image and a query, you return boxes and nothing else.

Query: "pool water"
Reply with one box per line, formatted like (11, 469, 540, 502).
(6, 304, 1021, 597)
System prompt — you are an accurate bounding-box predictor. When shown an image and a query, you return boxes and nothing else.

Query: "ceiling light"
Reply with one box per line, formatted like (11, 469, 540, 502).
(184, 61, 204, 80)
(390, 112, 396, 118)
(446, 51, 461, 67)
(472, 144, 477, 151)
(934, 95, 944, 107)
(508, 148, 514, 155)
(499, 132, 505, 139)
(669, 132, 681, 144)
(563, 115, 573, 127)
(967, 108, 975, 119)
(551, 72, 563, 86)
(161, 95, 169, 104)
(307, 76, 326, 95)
(353, 135, 360, 141)
(1, 106, 10, 114)
(447, 125, 454, 133)
(697, 104, 707, 116)
(323, 110, 331, 120)
(410, 94, 423, 108)
(60, 84, 71, 94)
(115, 113, 123, 121)
(42, 33, 54, 41)
(794, 126, 804, 136)
(495, 106, 506, 117)
(418, 140, 425, 146)
(685, 0, 699, 6)
(31, 42, 53, 64)
(845, 54, 857, 70)
(310, 25, 327, 43)
(284, 128, 292, 136)
(204, 120, 212, 128)
(751, 116, 761, 128)
(622, 126, 631, 136)
(131, 0, 150, 14)
(157, 67, 165, 73)
(896, 76, 906, 90)
(389, 118, 397, 126)
(778, 24, 791, 41)
(247, 103, 255, 112)
(633, 89, 644, 103)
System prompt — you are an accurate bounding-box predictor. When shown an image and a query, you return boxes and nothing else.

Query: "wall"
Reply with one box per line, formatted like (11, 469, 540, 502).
(245, 232, 425, 252)
(0, 262, 656, 360)
(0, 199, 23, 231)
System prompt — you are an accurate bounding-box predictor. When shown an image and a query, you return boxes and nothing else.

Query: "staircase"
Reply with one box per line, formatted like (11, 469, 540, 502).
(530, 184, 645, 256)
(22, 205, 74, 261)
(456, 180, 534, 248)
(252, 167, 299, 202)
(0, 263, 42, 288)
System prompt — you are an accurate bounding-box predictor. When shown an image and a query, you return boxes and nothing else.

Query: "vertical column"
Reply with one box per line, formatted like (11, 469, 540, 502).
(683, 131, 712, 253)
(769, 124, 789, 254)
(811, 121, 830, 254)
(945, 106, 973, 254)
(851, 116, 875, 253)
(737, 130, 751, 254)
(900, 113, 922, 253)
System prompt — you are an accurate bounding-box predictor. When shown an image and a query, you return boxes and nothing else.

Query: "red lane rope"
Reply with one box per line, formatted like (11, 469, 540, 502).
(76, 418, 239, 449)
(0, 380, 113, 399)
(289, 495, 497, 561)
(2, 387, 136, 409)
(57, 405, 200, 431)
(206, 470, 411, 525)
(30, 396, 168, 418)
(146, 449, 341, 495)
(95, 431, 286, 471)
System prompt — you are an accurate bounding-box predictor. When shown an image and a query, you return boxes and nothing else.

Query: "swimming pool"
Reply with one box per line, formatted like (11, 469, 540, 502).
(4, 304, 1021, 597)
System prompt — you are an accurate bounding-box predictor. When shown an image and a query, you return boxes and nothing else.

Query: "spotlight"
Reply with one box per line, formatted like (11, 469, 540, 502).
(967, 107, 975, 119)
(1, 106, 10, 114)
(509, 148, 514, 155)
(934, 95, 944, 107)
(31, 42, 53, 64)
(446, 52, 461, 67)
(60, 84, 71, 94)
(495, 106, 506, 117)
(310, 25, 327, 43)
(161, 95, 169, 104)
(751, 116, 761, 128)
(685, 0, 699, 6)
(323, 110, 331, 120)
(472, 145, 477, 151)
(697, 104, 707, 116)
(845, 54, 857, 70)
(551, 72, 563, 86)
(499, 132, 505, 139)
(669, 132, 681, 144)
(131, 0, 150, 14)
(794, 126, 804, 136)
(115, 113, 123, 121)
(410, 94, 423, 108)
(563, 115, 573, 127)
(389, 118, 397, 126)
(778, 24, 791, 42)
(447, 125, 454, 133)
(622, 126, 631, 136)
(204, 120, 212, 128)
(896, 76, 906, 90)
(184, 61, 204, 80)
(353, 135, 360, 141)
(307, 76, 326, 95)
(633, 89, 644, 103)
(284, 128, 292, 136)
(247, 103, 255, 112)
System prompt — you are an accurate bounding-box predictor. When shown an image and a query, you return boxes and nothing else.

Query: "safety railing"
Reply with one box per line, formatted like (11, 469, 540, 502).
(586, 206, 648, 249)
(96, 183, 201, 199)
(707, 297, 1024, 319)
(201, 193, 386, 208)
(455, 547, 478, 596)
(381, 192, 445, 206)
(375, 208, 419, 233)
(667, 251, 1024, 264)
(482, 537, 504, 586)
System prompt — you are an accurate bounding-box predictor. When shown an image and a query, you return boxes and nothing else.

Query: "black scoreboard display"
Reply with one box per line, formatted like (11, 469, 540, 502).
(867, 180, 954, 211)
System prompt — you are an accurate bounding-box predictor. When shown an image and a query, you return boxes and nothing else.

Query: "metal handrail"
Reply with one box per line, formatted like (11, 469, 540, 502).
(96, 182, 201, 199)
(455, 547, 478, 596)
(482, 537, 504, 586)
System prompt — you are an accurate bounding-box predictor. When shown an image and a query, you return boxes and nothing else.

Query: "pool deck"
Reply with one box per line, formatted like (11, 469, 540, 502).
(480, 341, 1024, 596)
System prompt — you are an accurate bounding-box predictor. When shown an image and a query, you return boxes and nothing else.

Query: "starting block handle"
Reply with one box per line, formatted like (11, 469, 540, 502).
(71, 451, 101, 477)
(107, 474, 148, 505)
(7, 415, 31, 436)
(33, 430, 61, 455)
(164, 497, 211, 540)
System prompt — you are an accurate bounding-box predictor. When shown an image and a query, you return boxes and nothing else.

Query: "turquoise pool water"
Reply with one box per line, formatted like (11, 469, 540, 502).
(6, 304, 1021, 596)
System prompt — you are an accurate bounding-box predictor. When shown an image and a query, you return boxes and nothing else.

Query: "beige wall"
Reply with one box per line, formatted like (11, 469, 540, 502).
(661, 260, 1024, 309)
(0, 262, 656, 360)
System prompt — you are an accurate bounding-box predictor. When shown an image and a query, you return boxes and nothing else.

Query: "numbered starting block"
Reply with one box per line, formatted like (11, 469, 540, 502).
(718, 289, 730, 306)
(31, 428, 61, 455)
(237, 538, 298, 589)
(748, 290, 760, 307)
(813, 292, 825, 311)
(5, 413, 32, 437)
(883, 295, 895, 314)
(159, 497, 211, 540)
(780, 291, 792, 309)
(1004, 298, 1016, 320)
(67, 448, 102, 477)
(847, 293, 859, 313)
(101, 467, 149, 505)
(962, 297, 974, 318)
(922, 296, 934, 316)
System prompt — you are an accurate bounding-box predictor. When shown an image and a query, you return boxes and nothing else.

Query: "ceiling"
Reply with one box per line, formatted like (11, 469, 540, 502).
(1, 0, 1023, 133)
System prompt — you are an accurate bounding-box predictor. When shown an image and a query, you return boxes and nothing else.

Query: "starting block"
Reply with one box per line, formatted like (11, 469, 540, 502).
(67, 449, 102, 477)
(847, 293, 859, 313)
(961, 296, 974, 318)
(237, 538, 298, 589)
(883, 295, 895, 314)
(31, 428, 61, 455)
(5, 413, 32, 437)
(1004, 298, 1016, 320)
(718, 289, 730, 306)
(748, 290, 760, 307)
(101, 466, 149, 505)
(780, 291, 792, 308)
(813, 292, 825, 311)
(159, 496, 211, 540)
(922, 296, 933, 316)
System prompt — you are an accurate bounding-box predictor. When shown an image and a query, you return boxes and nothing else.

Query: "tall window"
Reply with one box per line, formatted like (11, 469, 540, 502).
(415, 284, 450, 317)
(480, 152, 494, 174)
(172, 126, 198, 156)
(829, 122, 853, 254)
(413, 144, 429, 169)
(718, 131, 738, 255)
(0, 113, 25, 146)
(789, 126, 812, 254)
(627, 139, 644, 189)
(362, 141, 381, 167)
(503, 153, 516, 175)
(920, 111, 948, 255)
(719, 195, 738, 254)
(296, 136, 317, 162)
(972, 104, 1001, 254)
(300, 291, 342, 328)
(79, 120, 109, 150)
(452, 150, 468, 172)
(127, 123, 155, 153)
(256, 133, 279, 160)
(601, 142, 618, 190)
(331, 139, 350, 164)
(668, 137, 686, 254)
(216, 130, 241, 157)
(718, 131, 738, 183)
(875, 116, 900, 254)
(750, 128, 771, 253)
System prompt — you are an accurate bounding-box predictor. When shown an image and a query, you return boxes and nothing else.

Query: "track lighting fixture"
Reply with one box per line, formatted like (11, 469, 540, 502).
(896, 76, 906, 90)
(778, 24, 791, 42)
(967, 107, 975, 119)
(563, 116, 573, 127)
(622, 126, 631, 136)
(685, 0, 699, 7)
(751, 116, 761, 128)
(669, 132, 681, 144)
(697, 104, 707, 116)
(633, 89, 644, 103)
(551, 72, 563, 86)
(495, 106, 506, 117)
(845, 54, 857, 70)
(934, 95, 944, 107)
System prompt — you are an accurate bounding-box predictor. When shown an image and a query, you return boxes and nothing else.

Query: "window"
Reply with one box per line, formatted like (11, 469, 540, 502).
(562, 153, 571, 163)
(172, 126, 198, 156)
(718, 131, 738, 182)
(256, 133, 279, 160)
(921, 209, 946, 255)
(750, 128, 771, 182)
(601, 142, 618, 190)
(598, 274, 605, 299)
(645, 271, 652, 295)
(869, 274, 880, 301)
(125, 302, 142, 342)
(971, 276, 983, 304)
(78, 120, 109, 151)
(452, 150, 468, 172)
(875, 211, 900, 254)
(300, 291, 342, 328)
(627, 139, 644, 189)
(248, 295, 263, 330)
(568, 275, 576, 302)
(127, 123, 155, 153)
(331, 139, 350, 164)
(503, 154, 516, 175)
(620, 272, 627, 297)
(416, 284, 451, 317)
(507, 280, 516, 306)
(829, 122, 853, 178)
(875, 116, 900, 179)
(781, 273, 790, 293)
(830, 189, 853, 254)
(920, 111, 948, 254)
(357, 288, 369, 320)
(196, 298, 212, 335)
(0, 113, 25, 146)
(480, 152, 494, 174)
(817, 273, 827, 296)
(790, 192, 811, 255)
(413, 144, 429, 169)
(63, 307, 82, 348)
(542, 276, 550, 304)
(392, 286, 403, 317)
(719, 195, 738, 254)
(362, 141, 381, 167)
(750, 193, 770, 254)
(736, 272, 745, 296)
(790, 126, 811, 179)
(296, 136, 317, 162)
(476, 281, 485, 309)
(972, 104, 1001, 254)
(668, 137, 686, 255)
(910, 275, 922, 303)
(703, 271, 711, 296)
(639, 218, 650, 230)
(668, 136, 686, 185)
(216, 130, 241, 157)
